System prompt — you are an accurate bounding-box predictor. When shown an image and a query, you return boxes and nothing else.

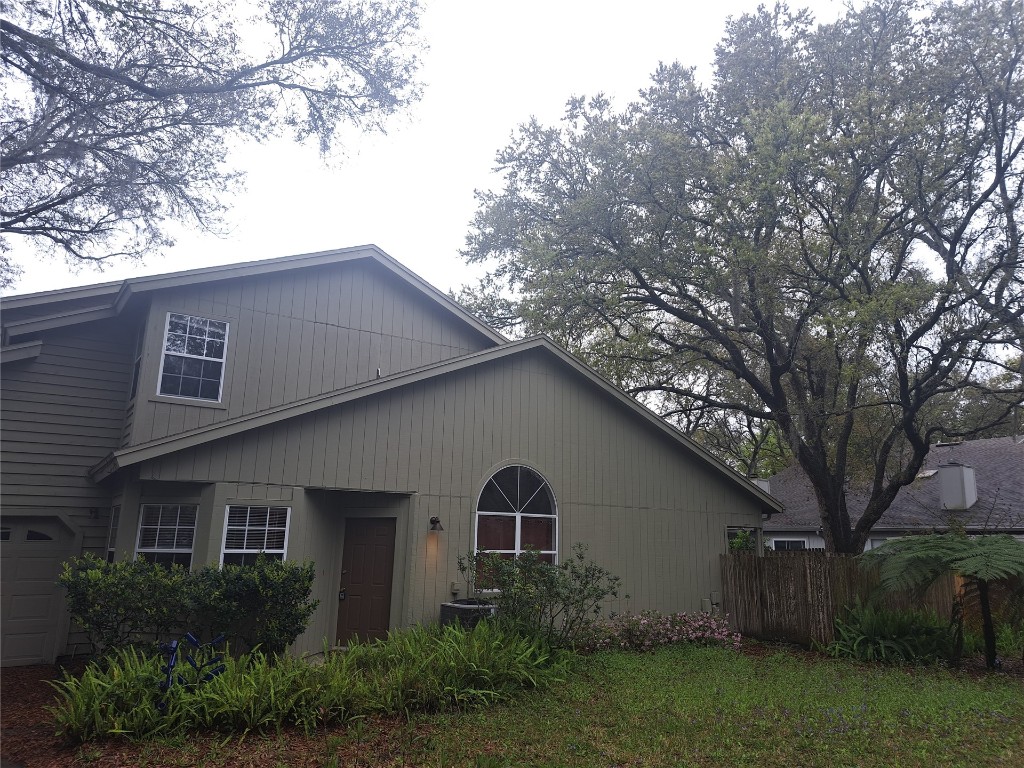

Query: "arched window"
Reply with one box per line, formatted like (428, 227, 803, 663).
(475, 465, 557, 563)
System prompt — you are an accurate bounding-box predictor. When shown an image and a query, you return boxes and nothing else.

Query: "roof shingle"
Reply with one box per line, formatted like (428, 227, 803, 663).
(764, 436, 1024, 533)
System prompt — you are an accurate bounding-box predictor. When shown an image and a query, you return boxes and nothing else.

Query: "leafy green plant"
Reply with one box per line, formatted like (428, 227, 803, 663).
(826, 600, 955, 664)
(49, 621, 566, 743)
(58, 553, 189, 653)
(59, 553, 318, 656)
(187, 555, 319, 654)
(728, 529, 758, 552)
(461, 544, 622, 647)
(862, 533, 1024, 668)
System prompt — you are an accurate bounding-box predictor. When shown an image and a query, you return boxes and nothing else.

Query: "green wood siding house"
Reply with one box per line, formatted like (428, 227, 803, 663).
(0, 246, 780, 664)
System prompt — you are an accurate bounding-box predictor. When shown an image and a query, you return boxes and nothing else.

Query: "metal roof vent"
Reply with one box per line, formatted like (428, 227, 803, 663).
(938, 462, 977, 510)
(752, 478, 771, 493)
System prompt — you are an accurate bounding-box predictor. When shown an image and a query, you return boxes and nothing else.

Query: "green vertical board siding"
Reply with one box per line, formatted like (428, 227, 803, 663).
(128, 261, 495, 446)
(1, 319, 133, 549)
(139, 347, 762, 627)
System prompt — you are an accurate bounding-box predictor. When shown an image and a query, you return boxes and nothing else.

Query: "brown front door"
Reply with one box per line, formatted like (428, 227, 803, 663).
(336, 517, 396, 644)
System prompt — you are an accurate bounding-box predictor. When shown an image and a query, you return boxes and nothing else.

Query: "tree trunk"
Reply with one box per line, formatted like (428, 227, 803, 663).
(977, 578, 998, 669)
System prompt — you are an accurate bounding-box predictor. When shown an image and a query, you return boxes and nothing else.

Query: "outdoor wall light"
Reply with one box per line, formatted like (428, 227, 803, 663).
(429, 516, 444, 532)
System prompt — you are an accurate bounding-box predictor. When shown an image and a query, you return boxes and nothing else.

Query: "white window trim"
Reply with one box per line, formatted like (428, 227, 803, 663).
(770, 536, 808, 551)
(219, 505, 291, 566)
(473, 465, 558, 562)
(157, 311, 230, 403)
(134, 503, 197, 566)
(106, 504, 121, 562)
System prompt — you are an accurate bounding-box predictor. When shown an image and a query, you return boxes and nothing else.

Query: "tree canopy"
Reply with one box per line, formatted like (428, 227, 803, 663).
(0, 0, 424, 287)
(461, 0, 1024, 553)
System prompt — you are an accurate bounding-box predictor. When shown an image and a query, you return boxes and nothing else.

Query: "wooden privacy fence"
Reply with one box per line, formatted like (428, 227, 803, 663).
(720, 551, 958, 648)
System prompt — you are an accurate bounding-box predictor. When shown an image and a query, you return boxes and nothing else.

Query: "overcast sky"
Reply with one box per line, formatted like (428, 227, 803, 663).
(7, 0, 843, 297)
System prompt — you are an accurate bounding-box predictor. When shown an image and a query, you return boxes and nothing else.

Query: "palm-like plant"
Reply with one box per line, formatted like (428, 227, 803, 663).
(862, 534, 1024, 668)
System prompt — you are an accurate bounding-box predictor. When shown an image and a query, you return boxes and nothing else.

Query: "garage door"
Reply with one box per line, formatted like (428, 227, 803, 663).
(1, 516, 78, 666)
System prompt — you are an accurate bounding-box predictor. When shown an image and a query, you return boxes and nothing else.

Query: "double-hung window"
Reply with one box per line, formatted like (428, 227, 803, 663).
(135, 504, 196, 568)
(159, 313, 228, 401)
(221, 505, 290, 566)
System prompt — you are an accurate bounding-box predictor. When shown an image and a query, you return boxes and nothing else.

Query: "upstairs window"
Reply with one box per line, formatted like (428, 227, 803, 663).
(221, 505, 290, 566)
(159, 313, 228, 401)
(135, 504, 196, 568)
(475, 465, 557, 564)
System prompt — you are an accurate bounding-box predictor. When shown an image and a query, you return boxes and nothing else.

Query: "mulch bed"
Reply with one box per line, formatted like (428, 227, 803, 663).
(1, 664, 69, 768)
(3, 645, 1022, 767)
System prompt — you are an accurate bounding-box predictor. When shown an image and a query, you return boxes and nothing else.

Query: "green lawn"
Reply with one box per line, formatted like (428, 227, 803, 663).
(79, 645, 1024, 767)
(405, 646, 1024, 768)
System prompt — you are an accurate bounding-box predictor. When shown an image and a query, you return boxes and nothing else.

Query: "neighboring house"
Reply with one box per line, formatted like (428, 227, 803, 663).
(0, 245, 780, 666)
(762, 436, 1024, 551)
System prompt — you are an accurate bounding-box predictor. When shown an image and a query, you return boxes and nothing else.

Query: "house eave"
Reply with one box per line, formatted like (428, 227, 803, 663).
(0, 340, 43, 364)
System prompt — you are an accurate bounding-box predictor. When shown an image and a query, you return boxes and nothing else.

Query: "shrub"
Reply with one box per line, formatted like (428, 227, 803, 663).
(826, 600, 955, 664)
(49, 621, 566, 743)
(58, 554, 189, 653)
(187, 555, 318, 654)
(576, 610, 741, 653)
(59, 553, 318, 656)
(461, 544, 622, 648)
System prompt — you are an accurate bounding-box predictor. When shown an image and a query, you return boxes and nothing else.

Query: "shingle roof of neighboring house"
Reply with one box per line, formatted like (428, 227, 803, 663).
(764, 436, 1024, 533)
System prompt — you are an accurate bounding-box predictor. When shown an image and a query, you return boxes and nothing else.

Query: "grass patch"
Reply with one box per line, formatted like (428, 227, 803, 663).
(409, 645, 1024, 767)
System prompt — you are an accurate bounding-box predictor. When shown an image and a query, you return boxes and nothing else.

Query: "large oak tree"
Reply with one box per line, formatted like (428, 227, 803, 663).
(1, 0, 424, 287)
(461, 0, 1024, 553)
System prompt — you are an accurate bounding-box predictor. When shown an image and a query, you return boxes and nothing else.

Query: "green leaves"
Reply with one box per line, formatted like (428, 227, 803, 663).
(49, 622, 565, 743)
(863, 533, 1024, 591)
(462, 0, 1024, 553)
(59, 553, 319, 656)
(463, 544, 622, 648)
(59, 553, 189, 652)
(862, 532, 1024, 668)
(826, 600, 955, 664)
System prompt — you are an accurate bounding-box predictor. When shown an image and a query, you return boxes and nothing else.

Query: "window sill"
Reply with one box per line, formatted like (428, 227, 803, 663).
(148, 394, 228, 410)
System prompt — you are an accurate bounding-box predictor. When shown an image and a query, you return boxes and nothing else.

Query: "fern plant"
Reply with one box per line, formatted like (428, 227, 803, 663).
(862, 534, 1024, 668)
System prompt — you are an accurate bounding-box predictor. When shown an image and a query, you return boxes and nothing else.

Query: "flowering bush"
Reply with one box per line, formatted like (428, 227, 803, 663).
(576, 610, 741, 653)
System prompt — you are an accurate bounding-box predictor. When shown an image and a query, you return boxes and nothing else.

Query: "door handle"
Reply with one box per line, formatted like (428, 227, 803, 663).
(338, 588, 346, 601)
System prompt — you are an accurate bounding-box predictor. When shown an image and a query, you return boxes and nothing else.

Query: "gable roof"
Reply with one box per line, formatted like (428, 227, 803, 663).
(1, 245, 506, 347)
(764, 436, 1024, 533)
(89, 334, 782, 515)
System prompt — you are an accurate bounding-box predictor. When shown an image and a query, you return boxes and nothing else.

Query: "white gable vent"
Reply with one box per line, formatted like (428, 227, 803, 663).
(938, 462, 977, 510)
